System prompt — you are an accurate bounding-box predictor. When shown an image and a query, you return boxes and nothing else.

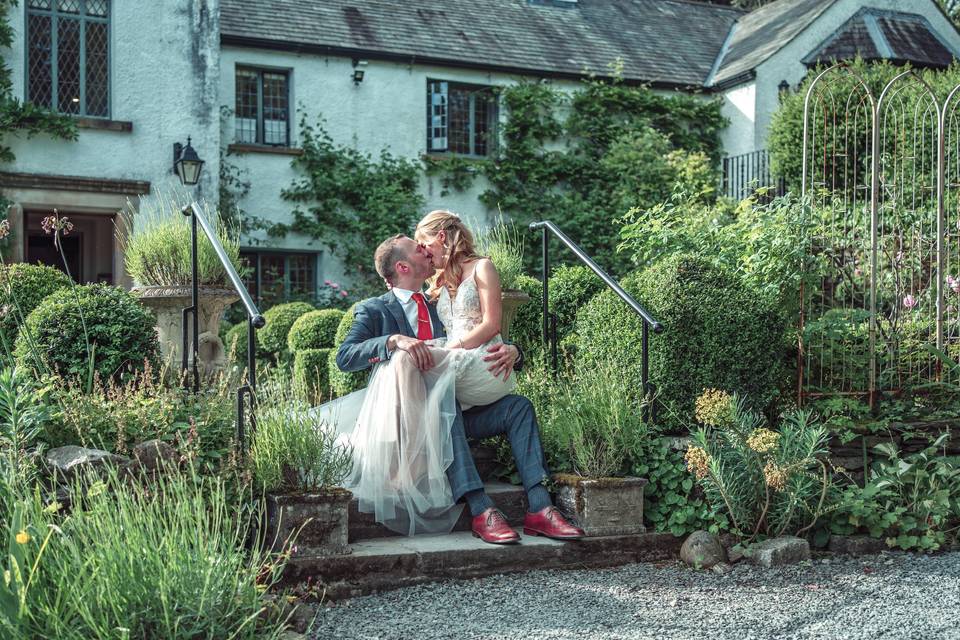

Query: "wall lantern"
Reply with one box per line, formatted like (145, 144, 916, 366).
(173, 137, 204, 186)
(778, 79, 790, 94)
(352, 59, 368, 85)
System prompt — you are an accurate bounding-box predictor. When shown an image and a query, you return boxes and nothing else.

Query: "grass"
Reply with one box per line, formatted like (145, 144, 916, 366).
(120, 190, 243, 287)
(477, 216, 524, 291)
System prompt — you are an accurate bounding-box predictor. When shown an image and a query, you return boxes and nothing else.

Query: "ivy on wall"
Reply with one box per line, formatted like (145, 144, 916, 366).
(280, 113, 423, 291)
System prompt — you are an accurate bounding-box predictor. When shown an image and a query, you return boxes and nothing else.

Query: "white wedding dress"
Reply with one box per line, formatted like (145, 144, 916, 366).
(314, 267, 516, 536)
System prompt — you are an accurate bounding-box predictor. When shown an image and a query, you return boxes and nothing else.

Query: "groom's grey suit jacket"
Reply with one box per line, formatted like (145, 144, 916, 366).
(335, 291, 445, 372)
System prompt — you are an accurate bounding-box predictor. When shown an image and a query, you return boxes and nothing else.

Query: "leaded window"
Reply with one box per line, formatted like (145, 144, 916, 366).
(241, 251, 316, 306)
(27, 0, 110, 118)
(426, 80, 498, 157)
(235, 67, 290, 146)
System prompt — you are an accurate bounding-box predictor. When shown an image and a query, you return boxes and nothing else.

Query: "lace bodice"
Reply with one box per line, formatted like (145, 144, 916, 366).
(436, 270, 484, 343)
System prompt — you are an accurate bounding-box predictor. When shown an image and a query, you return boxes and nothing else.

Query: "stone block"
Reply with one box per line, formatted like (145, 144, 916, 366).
(265, 489, 352, 557)
(749, 536, 810, 568)
(132, 439, 179, 472)
(554, 475, 646, 537)
(828, 535, 886, 556)
(680, 530, 727, 569)
(45, 446, 130, 482)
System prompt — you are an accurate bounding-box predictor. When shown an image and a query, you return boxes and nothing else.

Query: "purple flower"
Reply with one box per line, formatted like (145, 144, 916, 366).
(41, 213, 73, 236)
(953, 280, 960, 294)
(340, 290, 348, 297)
(903, 294, 918, 309)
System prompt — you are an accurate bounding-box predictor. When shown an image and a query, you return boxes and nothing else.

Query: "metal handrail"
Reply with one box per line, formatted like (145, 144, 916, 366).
(181, 201, 265, 451)
(529, 220, 663, 410)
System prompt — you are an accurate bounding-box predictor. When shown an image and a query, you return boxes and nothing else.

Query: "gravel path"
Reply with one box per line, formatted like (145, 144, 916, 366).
(310, 551, 960, 640)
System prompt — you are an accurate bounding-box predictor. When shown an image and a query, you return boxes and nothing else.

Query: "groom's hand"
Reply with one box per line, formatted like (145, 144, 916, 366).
(483, 343, 518, 381)
(391, 335, 435, 370)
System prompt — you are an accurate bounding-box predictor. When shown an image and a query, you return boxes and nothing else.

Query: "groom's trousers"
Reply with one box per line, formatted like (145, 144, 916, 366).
(445, 394, 550, 503)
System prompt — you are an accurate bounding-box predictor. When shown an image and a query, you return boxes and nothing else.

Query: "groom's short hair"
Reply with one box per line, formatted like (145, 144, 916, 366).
(374, 234, 409, 284)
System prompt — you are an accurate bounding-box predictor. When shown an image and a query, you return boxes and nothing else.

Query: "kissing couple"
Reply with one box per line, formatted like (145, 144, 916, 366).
(316, 210, 583, 544)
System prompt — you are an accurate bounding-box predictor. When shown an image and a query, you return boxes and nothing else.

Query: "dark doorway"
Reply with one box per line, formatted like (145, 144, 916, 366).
(23, 211, 115, 284)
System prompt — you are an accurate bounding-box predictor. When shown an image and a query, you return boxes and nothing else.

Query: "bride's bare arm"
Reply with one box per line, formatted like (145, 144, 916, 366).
(450, 258, 502, 350)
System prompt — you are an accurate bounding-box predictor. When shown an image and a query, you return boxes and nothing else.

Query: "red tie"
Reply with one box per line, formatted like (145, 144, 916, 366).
(411, 292, 433, 340)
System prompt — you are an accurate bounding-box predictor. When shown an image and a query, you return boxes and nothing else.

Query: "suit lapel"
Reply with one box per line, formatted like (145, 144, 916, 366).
(382, 292, 415, 337)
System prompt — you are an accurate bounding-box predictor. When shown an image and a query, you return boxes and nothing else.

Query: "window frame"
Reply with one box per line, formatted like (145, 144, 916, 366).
(425, 79, 499, 158)
(234, 65, 292, 147)
(240, 250, 318, 306)
(25, 0, 111, 119)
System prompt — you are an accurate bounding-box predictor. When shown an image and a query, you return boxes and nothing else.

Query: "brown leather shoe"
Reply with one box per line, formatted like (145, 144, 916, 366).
(523, 506, 585, 540)
(471, 508, 520, 545)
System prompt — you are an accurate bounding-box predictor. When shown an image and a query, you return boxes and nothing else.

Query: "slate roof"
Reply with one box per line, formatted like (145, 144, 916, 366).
(803, 9, 959, 68)
(709, 0, 837, 87)
(220, 0, 743, 88)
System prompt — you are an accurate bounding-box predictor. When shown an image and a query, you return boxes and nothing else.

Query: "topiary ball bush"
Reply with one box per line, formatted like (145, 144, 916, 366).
(328, 303, 370, 397)
(549, 265, 599, 342)
(575, 254, 786, 424)
(15, 283, 160, 382)
(294, 348, 332, 402)
(258, 302, 314, 358)
(0, 263, 73, 348)
(288, 309, 345, 352)
(224, 321, 250, 365)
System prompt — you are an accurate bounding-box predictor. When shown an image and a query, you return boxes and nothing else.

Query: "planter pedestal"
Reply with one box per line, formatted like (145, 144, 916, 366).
(265, 489, 352, 557)
(133, 286, 238, 378)
(500, 289, 530, 343)
(553, 475, 648, 537)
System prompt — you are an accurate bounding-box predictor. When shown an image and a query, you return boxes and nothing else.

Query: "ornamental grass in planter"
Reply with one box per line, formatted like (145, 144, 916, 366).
(120, 193, 244, 377)
(250, 382, 354, 556)
(478, 219, 529, 342)
(544, 362, 649, 536)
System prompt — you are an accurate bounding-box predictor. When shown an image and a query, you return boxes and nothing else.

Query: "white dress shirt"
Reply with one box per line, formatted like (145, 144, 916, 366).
(391, 287, 424, 337)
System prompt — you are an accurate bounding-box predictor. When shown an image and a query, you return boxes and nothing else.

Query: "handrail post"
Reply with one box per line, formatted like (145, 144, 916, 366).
(541, 226, 549, 347)
(181, 201, 266, 452)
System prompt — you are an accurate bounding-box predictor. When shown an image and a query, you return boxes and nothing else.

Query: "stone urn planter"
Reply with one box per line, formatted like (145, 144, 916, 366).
(552, 474, 648, 537)
(500, 289, 530, 343)
(133, 285, 238, 377)
(264, 488, 353, 557)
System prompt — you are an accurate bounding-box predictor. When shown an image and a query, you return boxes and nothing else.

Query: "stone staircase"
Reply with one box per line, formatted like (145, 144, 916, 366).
(282, 481, 682, 599)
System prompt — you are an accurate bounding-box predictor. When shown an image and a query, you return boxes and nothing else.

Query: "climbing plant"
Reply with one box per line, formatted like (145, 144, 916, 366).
(444, 74, 726, 275)
(280, 113, 423, 290)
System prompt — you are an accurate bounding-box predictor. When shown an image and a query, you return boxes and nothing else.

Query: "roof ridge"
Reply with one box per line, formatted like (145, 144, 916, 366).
(651, 0, 747, 14)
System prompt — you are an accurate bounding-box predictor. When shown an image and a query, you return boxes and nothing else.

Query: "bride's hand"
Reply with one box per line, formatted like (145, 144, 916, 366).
(483, 343, 517, 381)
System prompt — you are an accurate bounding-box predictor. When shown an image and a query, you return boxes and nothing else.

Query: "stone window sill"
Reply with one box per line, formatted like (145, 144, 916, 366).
(227, 143, 303, 157)
(75, 117, 133, 132)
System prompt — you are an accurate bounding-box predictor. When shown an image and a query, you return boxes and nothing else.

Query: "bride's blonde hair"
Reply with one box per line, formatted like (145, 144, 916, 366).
(415, 210, 481, 302)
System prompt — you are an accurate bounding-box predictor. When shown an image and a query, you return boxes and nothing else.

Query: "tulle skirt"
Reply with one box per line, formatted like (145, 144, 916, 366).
(313, 345, 465, 536)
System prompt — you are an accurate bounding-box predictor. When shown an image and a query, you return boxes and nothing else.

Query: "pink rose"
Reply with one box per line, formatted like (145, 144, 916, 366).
(340, 290, 348, 297)
(330, 282, 339, 289)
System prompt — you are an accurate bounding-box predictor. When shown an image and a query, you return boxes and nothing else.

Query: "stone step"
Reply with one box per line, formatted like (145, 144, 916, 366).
(348, 481, 527, 542)
(283, 529, 682, 600)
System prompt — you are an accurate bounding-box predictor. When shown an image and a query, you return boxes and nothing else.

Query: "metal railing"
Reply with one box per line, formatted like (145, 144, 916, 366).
(721, 149, 786, 201)
(181, 201, 265, 451)
(529, 220, 663, 408)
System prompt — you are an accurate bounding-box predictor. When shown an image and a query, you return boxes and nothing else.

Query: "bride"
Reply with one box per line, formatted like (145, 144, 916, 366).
(316, 211, 516, 536)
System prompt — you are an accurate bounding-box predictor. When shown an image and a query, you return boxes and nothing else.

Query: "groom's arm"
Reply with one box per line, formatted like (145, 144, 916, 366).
(335, 302, 391, 373)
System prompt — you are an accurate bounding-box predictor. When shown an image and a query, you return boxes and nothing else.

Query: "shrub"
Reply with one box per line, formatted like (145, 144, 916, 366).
(686, 391, 831, 540)
(7, 469, 287, 639)
(510, 274, 543, 355)
(288, 309, 344, 352)
(0, 263, 72, 348)
(258, 301, 314, 358)
(294, 348, 332, 402)
(827, 434, 960, 552)
(224, 321, 250, 365)
(328, 303, 370, 397)
(120, 194, 242, 287)
(548, 265, 599, 342)
(44, 368, 236, 473)
(14, 284, 159, 383)
(575, 255, 787, 422)
(249, 382, 352, 492)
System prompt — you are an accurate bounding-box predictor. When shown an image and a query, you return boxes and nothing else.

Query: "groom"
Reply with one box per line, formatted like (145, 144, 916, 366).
(336, 234, 584, 544)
